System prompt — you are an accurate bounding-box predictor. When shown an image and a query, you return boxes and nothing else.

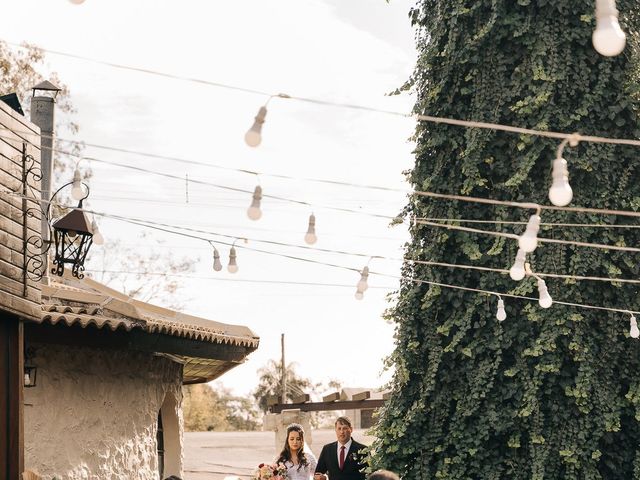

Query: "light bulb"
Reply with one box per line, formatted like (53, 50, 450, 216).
(247, 186, 262, 220)
(71, 169, 84, 201)
(91, 220, 104, 245)
(244, 106, 267, 147)
(68, 230, 77, 238)
(24, 373, 31, 386)
(213, 248, 222, 272)
(593, 0, 626, 57)
(357, 266, 369, 292)
(496, 299, 507, 322)
(537, 278, 553, 309)
(227, 247, 239, 273)
(548, 157, 573, 207)
(304, 214, 317, 245)
(519, 214, 541, 253)
(509, 249, 527, 281)
(630, 315, 639, 339)
(69, 0, 85, 4)
(354, 289, 364, 301)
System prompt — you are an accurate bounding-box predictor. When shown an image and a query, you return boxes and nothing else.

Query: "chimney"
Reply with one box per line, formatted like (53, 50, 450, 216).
(30, 80, 61, 279)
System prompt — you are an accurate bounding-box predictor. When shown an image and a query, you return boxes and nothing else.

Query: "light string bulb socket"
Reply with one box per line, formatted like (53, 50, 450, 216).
(247, 185, 263, 220)
(519, 213, 541, 253)
(304, 213, 317, 245)
(593, 0, 626, 57)
(496, 297, 507, 322)
(629, 313, 639, 338)
(245, 105, 268, 147)
(509, 248, 527, 281)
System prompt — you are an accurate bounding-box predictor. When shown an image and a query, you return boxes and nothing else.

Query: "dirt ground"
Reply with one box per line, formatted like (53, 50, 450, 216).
(183, 429, 374, 480)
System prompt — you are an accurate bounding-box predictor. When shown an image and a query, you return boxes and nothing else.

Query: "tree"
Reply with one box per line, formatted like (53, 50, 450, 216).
(183, 383, 260, 431)
(372, 2, 640, 479)
(253, 359, 315, 413)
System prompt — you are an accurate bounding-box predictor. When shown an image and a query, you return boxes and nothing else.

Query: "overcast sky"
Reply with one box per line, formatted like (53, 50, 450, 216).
(2, 0, 418, 396)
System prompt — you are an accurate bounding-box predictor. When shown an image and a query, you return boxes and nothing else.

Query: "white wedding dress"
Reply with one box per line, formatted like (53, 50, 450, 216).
(282, 450, 318, 480)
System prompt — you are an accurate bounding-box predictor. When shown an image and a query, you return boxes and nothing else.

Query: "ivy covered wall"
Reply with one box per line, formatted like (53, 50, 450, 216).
(372, 1, 640, 479)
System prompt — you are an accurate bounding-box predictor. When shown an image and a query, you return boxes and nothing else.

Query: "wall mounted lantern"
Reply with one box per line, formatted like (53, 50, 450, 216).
(24, 347, 37, 388)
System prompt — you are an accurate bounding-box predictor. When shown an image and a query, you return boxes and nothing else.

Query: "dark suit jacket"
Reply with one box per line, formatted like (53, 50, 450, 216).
(315, 439, 367, 480)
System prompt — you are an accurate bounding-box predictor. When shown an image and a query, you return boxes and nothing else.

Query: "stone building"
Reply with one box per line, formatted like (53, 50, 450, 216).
(0, 91, 259, 479)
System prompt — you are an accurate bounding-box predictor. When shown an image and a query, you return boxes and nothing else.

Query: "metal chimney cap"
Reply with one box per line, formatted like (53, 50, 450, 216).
(32, 80, 61, 98)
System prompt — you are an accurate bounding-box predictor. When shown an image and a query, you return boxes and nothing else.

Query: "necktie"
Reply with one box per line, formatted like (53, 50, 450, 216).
(339, 445, 346, 470)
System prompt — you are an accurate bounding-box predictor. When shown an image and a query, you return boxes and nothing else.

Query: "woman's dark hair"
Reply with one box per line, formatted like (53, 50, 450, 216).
(276, 423, 308, 470)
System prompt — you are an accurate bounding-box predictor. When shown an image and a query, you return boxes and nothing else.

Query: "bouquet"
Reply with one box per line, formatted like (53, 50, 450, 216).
(254, 462, 288, 480)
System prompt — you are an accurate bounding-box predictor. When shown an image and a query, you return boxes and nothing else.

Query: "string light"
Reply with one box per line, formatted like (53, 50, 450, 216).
(518, 213, 542, 253)
(247, 185, 263, 221)
(509, 249, 527, 281)
(548, 137, 576, 207)
(630, 314, 639, 338)
(91, 219, 104, 246)
(304, 213, 317, 245)
(227, 246, 239, 273)
(210, 243, 223, 272)
(71, 168, 85, 201)
(245, 106, 267, 147)
(496, 297, 507, 322)
(593, 0, 626, 57)
(537, 278, 553, 309)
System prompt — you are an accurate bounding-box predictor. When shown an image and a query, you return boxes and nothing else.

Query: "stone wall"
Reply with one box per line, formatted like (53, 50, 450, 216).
(23, 343, 184, 480)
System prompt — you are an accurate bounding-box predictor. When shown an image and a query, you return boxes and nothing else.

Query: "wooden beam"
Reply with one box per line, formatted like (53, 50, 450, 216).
(292, 393, 310, 404)
(270, 399, 385, 414)
(267, 395, 282, 407)
(382, 392, 392, 400)
(352, 391, 371, 401)
(322, 392, 340, 402)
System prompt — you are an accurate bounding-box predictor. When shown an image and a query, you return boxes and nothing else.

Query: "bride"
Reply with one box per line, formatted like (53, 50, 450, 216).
(276, 423, 317, 480)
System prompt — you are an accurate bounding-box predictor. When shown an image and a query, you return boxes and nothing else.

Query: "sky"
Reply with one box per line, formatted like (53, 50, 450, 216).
(2, 0, 419, 397)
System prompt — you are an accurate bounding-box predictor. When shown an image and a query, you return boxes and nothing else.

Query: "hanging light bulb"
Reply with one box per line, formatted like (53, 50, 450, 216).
(509, 249, 527, 281)
(71, 169, 84, 201)
(354, 287, 364, 301)
(537, 278, 553, 309)
(593, 0, 626, 57)
(212, 248, 222, 272)
(357, 266, 369, 292)
(496, 298, 507, 322)
(244, 106, 267, 147)
(90, 219, 104, 245)
(228, 246, 239, 273)
(304, 214, 317, 245)
(629, 314, 639, 338)
(247, 186, 263, 221)
(519, 214, 541, 253)
(548, 157, 573, 207)
(69, 0, 86, 4)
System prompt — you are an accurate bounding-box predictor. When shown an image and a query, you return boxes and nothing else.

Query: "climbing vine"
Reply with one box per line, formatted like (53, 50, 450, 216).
(371, 1, 640, 479)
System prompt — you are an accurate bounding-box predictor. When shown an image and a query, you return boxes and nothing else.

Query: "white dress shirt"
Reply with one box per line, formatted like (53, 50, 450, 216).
(337, 438, 353, 466)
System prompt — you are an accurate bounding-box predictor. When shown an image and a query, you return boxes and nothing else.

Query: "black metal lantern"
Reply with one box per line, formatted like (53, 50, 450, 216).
(51, 199, 94, 278)
(24, 347, 37, 388)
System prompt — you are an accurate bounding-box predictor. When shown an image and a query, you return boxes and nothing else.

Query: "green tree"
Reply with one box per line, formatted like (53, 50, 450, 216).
(372, 2, 640, 479)
(183, 383, 260, 431)
(253, 359, 314, 413)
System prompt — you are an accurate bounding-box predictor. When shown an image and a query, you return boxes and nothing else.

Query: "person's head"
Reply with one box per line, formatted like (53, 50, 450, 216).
(285, 423, 305, 453)
(368, 470, 400, 480)
(334, 416, 353, 444)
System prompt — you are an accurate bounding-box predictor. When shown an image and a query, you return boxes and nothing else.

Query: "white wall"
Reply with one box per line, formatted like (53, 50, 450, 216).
(23, 343, 183, 480)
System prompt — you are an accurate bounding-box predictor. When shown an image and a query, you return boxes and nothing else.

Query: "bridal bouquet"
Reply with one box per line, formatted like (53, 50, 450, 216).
(254, 462, 288, 480)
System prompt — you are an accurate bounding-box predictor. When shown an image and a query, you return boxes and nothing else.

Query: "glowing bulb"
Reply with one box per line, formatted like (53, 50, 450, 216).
(247, 186, 262, 220)
(71, 169, 84, 201)
(593, 0, 626, 56)
(304, 214, 317, 245)
(548, 157, 573, 207)
(24, 373, 31, 386)
(354, 289, 364, 300)
(496, 299, 506, 322)
(537, 278, 553, 309)
(91, 219, 104, 245)
(227, 247, 239, 273)
(213, 248, 222, 272)
(509, 248, 527, 281)
(519, 214, 541, 253)
(357, 266, 369, 292)
(630, 315, 639, 339)
(245, 106, 267, 147)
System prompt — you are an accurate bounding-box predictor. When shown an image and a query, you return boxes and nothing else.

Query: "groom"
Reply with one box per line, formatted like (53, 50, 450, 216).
(314, 416, 366, 480)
